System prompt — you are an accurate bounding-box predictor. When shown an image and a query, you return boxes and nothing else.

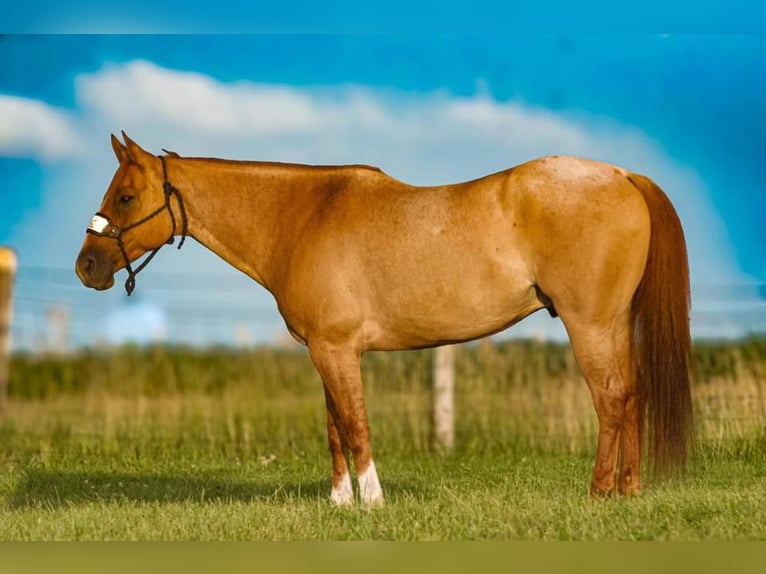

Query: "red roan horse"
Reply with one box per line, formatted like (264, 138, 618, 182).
(76, 133, 692, 506)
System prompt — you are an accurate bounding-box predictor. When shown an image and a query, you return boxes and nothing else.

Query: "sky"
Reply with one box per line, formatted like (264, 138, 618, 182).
(1, 35, 765, 347)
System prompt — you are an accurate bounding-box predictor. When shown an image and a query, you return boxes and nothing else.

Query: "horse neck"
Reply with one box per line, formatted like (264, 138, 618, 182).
(169, 158, 323, 290)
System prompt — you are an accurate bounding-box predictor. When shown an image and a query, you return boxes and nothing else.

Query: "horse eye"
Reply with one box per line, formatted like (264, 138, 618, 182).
(120, 195, 135, 204)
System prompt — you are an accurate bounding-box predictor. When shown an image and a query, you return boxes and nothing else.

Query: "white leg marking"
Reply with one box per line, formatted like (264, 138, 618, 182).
(330, 472, 354, 506)
(358, 460, 384, 507)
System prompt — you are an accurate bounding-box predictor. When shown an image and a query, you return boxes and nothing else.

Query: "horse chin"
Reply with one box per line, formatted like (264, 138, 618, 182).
(93, 276, 116, 291)
(77, 271, 115, 291)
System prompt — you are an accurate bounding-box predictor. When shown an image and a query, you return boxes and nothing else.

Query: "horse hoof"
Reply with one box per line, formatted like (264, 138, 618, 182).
(330, 497, 355, 508)
(362, 496, 385, 510)
(618, 485, 641, 497)
(589, 485, 615, 499)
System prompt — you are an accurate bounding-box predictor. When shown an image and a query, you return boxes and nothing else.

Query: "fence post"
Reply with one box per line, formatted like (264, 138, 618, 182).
(0, 247, 18, 415)
(46, 305, 70, 355)
(432, 344, 455, 452)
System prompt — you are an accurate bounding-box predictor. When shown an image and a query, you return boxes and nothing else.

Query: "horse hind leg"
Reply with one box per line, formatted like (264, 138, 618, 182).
(561, 311, 638, 497)
(618, 379, 641, 495)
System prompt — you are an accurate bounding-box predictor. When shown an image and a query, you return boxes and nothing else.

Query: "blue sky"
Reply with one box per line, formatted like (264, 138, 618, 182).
(1, 35, 765, 346)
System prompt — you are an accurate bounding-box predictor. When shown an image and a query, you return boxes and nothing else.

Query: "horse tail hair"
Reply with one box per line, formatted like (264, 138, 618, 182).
(628, 172, 693, 478)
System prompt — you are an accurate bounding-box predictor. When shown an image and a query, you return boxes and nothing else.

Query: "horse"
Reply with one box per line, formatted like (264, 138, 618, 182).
(75, 132, 693, 506)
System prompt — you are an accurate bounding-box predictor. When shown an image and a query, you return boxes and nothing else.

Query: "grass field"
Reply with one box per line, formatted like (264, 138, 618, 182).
(1, 340, 765, 540)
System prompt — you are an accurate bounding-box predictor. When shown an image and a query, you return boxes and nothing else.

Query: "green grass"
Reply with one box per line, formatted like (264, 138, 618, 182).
(1, 340, 765, 540)
(1, 440, 764, 540)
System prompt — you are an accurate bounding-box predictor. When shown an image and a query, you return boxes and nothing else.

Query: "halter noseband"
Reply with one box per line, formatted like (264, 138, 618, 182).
(86, 155, 188, 296)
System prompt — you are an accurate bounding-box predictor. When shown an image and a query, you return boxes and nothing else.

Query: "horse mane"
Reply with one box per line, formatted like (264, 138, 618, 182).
(159, 151, 381, 173)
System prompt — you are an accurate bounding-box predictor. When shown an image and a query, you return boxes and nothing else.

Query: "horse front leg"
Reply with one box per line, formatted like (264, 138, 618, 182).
(324, 388, 354, 506)
(310, 341, 384, 507)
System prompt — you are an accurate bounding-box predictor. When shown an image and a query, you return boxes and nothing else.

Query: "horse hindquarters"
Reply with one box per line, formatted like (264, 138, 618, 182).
(553, 173, 692, 495)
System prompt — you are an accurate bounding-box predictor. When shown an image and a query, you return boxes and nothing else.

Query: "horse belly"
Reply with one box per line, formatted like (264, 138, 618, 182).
(363, 245, 542, 350)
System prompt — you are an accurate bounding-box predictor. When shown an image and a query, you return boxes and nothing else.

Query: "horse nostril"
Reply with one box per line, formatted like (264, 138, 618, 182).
(77, 251, 99, 279)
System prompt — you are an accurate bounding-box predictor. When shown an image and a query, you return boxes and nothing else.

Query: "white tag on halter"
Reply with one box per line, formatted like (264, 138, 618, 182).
(87, 214, 110, 234)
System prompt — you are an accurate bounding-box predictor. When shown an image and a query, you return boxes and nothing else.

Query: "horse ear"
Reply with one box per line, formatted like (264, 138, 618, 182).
(121, 130, 151, 164)
(111, 133, 129, 164)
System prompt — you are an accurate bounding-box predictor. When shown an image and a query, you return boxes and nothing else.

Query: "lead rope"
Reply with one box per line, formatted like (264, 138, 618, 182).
(161, 154, 188, 250)
(120, 155, 188, 296)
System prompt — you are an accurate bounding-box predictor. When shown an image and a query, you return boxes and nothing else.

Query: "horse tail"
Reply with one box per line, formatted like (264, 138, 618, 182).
(628, 172, 693, 478)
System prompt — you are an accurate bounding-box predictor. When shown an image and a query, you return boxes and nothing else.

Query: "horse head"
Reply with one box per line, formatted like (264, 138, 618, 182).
(75, 132, 185, 295)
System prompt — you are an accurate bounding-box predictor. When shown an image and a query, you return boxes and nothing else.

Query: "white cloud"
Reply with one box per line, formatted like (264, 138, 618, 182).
(76, 60, 322, 135)
(0, 95, 83, 160)
(7, 60, 760, 345)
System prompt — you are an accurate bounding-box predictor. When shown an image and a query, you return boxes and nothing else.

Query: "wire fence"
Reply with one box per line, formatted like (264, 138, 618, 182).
(8, 264, 766, 353)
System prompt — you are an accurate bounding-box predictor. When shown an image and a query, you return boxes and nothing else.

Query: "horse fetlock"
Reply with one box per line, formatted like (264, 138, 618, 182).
(618, 468, 641, 496)
(358, 460, 385, 508)
(330, 472, 354, 507)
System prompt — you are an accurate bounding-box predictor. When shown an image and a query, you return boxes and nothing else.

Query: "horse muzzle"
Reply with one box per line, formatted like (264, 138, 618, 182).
(75, 246, 116, 291)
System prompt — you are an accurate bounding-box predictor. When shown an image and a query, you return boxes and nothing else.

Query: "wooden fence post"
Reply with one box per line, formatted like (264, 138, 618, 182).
(432, 344, 455, 452)
(0, 247, 18, 415)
